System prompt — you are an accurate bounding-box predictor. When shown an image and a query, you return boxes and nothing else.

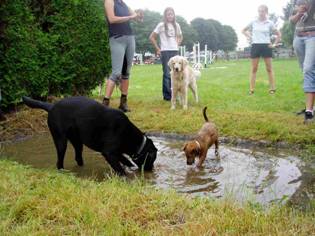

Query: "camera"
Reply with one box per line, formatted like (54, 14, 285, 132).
(300, 12, 308, 22)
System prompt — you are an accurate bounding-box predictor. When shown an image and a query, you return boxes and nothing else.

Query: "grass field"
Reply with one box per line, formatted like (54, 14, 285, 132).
(1, 59, 315, 235)
(0, 160, 314, 235)
(95, 59, 315, 147)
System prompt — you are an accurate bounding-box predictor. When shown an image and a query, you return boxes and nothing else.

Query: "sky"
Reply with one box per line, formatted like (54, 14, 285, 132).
(124, 0, 290, 49)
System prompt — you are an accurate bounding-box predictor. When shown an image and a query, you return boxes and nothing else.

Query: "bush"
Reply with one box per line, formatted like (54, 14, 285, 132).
(0, 0, 111, 108)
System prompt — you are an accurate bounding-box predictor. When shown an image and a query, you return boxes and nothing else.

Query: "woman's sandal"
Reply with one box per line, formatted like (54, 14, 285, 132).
(249, 90, 254, 95)
(269, 89, 276, 94)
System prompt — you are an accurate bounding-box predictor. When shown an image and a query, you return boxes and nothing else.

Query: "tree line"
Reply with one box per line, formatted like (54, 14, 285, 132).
(131, 9, 238, 53)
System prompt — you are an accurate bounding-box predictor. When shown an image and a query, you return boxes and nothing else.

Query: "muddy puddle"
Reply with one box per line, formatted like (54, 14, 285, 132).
(1, 133, 313, 206)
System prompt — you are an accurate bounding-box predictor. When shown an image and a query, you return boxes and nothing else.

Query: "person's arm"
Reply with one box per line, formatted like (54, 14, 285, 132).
(177, 34, 183, 46)
(273, 29, 282, 46)
(176, 24, 183, 46)
(242, 26, 252, 42)
(149, 31, 161, 56)
(104, 0, 137, 24)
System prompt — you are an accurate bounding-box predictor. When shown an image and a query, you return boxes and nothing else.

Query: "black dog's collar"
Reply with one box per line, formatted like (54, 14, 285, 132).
(132, 136, 147, 160)
(137, 135, 147, 155)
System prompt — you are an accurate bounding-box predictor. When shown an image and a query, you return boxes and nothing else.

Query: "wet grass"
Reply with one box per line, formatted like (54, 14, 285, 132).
(0, 160, 314, 235)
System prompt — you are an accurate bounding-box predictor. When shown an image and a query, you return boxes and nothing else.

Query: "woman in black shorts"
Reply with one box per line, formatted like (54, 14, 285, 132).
(242, 5, 281, 95)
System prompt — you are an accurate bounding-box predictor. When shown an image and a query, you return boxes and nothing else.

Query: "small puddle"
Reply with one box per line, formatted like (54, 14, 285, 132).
(0, 134, 312, 206)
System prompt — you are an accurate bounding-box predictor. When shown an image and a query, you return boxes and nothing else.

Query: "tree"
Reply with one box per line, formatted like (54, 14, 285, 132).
(280, 0, 296, 47)
(269, 13, 280, 26)
(190, 17, 237, 52)
(221, 25, 238, 51)
(281, 21, 295, 47)
(191, 18, 218, 50)
(130, 9, 162, 53)
(207, 19, 224, 50)
(176, 16, 197, 51)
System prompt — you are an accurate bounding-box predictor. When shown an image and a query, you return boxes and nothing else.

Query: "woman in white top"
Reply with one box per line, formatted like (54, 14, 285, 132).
(149, 7, 183, 101)
(242, 5, 281, 95)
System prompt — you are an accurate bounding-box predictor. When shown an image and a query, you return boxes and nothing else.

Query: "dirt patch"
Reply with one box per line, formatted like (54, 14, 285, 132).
(0, 108, 48, 143)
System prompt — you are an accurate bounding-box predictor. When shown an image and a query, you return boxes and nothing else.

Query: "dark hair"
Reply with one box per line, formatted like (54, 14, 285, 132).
(163, 7, 177, 37)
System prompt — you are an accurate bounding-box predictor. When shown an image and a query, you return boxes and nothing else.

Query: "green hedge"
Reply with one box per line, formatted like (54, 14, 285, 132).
(0, 0, 110, 108)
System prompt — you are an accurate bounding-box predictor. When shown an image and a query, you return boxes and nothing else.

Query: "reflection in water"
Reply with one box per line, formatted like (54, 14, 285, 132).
(1, 134, 302, 205)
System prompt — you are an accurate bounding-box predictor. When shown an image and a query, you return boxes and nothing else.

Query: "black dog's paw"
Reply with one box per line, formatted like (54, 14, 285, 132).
(76, 159, 84, 166)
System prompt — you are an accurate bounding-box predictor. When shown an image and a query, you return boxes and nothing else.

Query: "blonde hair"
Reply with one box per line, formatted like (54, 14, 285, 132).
(163, 7, 177, 37)
(258, 4, 268, 13)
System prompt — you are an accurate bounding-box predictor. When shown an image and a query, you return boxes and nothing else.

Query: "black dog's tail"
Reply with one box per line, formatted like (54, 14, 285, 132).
(203, 106, 208, 122)
(22, 96, 53, 112)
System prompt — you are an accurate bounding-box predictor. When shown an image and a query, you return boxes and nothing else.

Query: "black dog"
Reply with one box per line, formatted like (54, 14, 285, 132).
(22, 96, 157, 175)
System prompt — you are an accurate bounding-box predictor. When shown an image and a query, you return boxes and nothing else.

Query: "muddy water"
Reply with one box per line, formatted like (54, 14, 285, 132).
(0, 134, 309, 205)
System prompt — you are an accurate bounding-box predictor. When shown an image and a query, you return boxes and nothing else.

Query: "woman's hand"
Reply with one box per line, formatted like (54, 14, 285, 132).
(134, 9, 144, 22)
(155, 48, 161, 56)
(129, 12, 138, 21)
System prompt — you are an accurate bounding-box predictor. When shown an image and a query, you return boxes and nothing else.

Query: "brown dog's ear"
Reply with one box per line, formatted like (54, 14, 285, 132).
(182, 143, 187, 151)
(193, 147, 200, 156)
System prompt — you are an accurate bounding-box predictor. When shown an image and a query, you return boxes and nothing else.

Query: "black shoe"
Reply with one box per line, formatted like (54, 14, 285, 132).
(304, 111, 314, 124)
(102, 97, 110, 107)
(296, 108, 306, 116)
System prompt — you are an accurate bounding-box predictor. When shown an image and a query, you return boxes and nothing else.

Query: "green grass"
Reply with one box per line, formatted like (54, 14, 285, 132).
(94, 59, 315, 146)
(0, 160, 314, 235)
(1, 59, 315, 235)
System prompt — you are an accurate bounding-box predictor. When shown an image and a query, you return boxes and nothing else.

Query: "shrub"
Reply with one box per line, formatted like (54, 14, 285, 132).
(0, 0, 111, 108)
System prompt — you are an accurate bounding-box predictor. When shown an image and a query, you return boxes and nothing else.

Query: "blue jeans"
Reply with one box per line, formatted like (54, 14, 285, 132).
(293, 35, 315, 92)
(161, 50, 178, 100)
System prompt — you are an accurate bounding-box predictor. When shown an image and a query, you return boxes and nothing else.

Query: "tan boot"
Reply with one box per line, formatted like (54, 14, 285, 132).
(118, 95, 130, 112)
(0, 109, 6, 122)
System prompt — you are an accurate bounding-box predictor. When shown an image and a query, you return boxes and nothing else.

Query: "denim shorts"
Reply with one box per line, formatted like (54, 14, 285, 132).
(293, 35, 315, 92)
(250, 44, 272, 58)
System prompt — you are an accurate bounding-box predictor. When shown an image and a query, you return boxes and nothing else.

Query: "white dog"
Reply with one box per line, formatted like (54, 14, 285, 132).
(168, 55, 199, 110)
(192, 62, 203, 71)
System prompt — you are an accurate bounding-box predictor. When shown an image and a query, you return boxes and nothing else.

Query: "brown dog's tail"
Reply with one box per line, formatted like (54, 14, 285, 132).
(22, 96, 53, 112)
(203, 106, 208, 122)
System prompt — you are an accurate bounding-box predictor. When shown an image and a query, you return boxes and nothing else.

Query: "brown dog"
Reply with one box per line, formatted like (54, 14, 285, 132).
(183, 107, 219, 167)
